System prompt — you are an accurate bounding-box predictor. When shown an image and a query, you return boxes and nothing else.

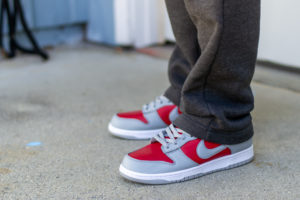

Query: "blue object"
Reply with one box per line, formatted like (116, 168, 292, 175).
(26, 142, 42, 147)
(87, 0, 116, 45)
(2, 0, 89, 47)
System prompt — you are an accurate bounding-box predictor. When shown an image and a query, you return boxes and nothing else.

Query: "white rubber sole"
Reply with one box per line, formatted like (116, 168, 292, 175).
(108, 123, 166, 140)
(119, 145, 254, 184)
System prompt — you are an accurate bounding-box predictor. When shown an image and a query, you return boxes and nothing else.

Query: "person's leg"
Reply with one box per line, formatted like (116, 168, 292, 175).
(169, 0, 261, 145)
(108, 0, 195, 139)
(164, 46, 192, 106)
(108, 0, 199, 140)
(164, 0, 200, 106)
(119, 0, 261, 184)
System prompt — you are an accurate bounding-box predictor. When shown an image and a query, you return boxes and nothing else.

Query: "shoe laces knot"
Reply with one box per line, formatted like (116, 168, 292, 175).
(152, 124, 190, 149)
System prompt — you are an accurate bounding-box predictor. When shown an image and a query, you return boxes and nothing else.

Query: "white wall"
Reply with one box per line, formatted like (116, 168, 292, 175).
(258, 0, 300, 68)
(87, 0, 172, 47)
(162, 0, 300, 68)
(113, 0, 169, 47)
(87, 0, 300, 68)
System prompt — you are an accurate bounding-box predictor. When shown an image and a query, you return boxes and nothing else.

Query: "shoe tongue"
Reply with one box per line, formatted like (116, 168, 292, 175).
(173, 125, 183, 135)
(163, 127, 183, 138)
(173, 125, 179, 129)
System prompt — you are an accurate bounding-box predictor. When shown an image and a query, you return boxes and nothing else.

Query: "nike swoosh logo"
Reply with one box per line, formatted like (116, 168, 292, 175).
(181, 139, 231, 165)
(196, 140, 226, 159)
(168, 106, 180, 122)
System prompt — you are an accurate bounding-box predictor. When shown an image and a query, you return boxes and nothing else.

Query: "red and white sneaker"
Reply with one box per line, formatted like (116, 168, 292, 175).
(119, 124, 254, 184)
(108, 96, 181, 140)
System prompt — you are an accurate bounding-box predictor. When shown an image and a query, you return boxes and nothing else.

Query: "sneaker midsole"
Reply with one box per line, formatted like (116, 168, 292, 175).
(120, 145, 254, 181)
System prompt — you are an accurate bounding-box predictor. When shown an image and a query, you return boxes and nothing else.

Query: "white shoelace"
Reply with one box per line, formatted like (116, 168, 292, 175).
(142, 96, 171, 112)
(154, 124, 189, 148)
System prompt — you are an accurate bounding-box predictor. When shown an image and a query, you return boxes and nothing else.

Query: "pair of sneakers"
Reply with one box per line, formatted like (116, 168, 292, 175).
(109, 96, 254, 184)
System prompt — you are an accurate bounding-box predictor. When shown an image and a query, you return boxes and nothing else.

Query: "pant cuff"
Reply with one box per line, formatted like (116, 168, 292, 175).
(164, 86, 181, 106)
(173, 114, 254, 145)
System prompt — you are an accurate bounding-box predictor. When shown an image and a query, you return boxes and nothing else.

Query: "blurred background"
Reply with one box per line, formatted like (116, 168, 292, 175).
(0, 0, 299, 199)
(1, 0, 300, 67)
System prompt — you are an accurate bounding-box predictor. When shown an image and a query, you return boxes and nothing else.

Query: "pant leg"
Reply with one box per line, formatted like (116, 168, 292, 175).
(166, 0, 261, 144)
(164, 0, 200, 106)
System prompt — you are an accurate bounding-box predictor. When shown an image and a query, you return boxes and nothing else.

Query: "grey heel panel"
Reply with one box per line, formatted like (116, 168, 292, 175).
(226, 138, 253, 154)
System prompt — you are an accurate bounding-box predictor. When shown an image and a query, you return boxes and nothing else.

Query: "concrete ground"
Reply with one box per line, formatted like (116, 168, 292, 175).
(0, 44, 299, 200)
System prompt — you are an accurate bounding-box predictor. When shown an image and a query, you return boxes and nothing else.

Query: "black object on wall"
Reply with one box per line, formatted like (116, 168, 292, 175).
(0, 0, 49, 60)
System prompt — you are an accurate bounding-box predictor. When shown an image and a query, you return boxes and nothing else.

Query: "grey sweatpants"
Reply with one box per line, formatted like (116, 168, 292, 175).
(164, 0, 261, 144)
